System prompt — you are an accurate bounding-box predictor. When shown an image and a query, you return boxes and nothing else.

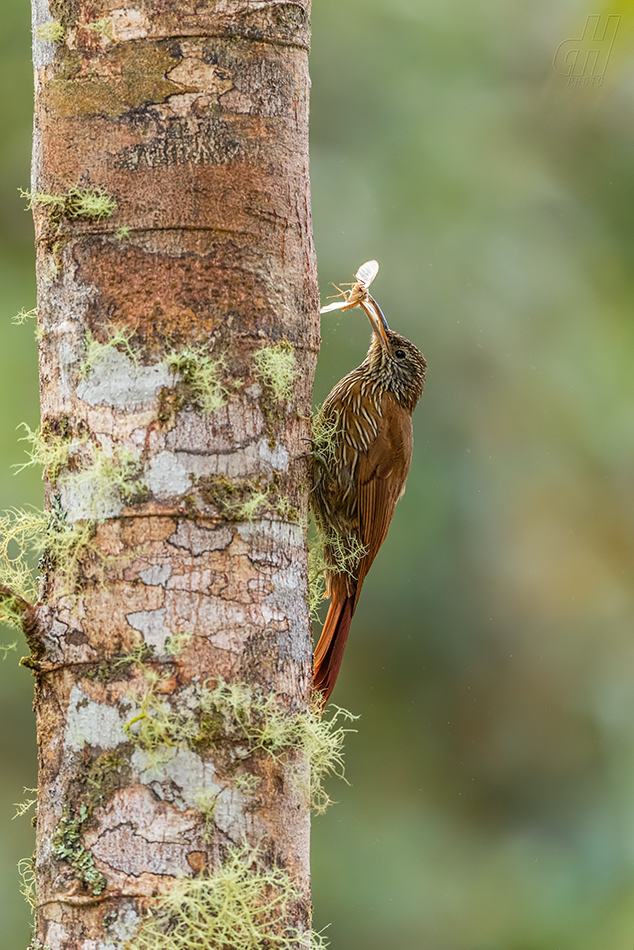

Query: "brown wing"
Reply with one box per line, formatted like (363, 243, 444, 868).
(353, 394, 413, 610)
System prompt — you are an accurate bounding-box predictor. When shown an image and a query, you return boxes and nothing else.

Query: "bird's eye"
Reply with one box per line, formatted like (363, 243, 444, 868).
(395, 349, 406, 359)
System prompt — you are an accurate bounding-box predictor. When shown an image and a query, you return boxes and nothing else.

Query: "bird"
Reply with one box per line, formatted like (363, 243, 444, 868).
(311, 260, 427, 705)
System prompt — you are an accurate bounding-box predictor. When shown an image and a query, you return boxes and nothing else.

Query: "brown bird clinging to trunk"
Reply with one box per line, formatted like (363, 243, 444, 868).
(311, 260, 427, 705)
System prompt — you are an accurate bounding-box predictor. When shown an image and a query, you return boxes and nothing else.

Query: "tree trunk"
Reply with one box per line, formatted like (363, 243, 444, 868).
(25, 1, 319, 946)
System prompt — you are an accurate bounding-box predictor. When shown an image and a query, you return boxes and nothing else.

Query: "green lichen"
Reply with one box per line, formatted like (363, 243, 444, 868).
(235, 488, 270, 520)
(307, 523, 367, 621)
(14, 422, 88, 482)
(275, 495, 299, 523)
(310, 406, 339, 477)
(86, 17, 113, 40)
(13, 788, 37, 821)
(35, 21, 65, 42)
(116, 225, 131, 240)
(125, 677, 356, 814)
(52, 803, 106, 895)
(253, 340, 298, 403)
(18, 855, 36, 910)
(49, 753, 125, 899)
(81, 325, 138, 377)
(67, 188, 117, 219)
(166, 344, 227, 415)
(0, 508, 47, 622)
(233, 772, 261, 793)
(194, 790, 218, 843)
(12, 307, 37, 325)
(67, 444, 147, 508)
(198, 475, 291, 523)
(20, 186, 117, 221)
(126, 840, 328, 950)
(39, 500, 101, 595)
(164, 630, 193, 657)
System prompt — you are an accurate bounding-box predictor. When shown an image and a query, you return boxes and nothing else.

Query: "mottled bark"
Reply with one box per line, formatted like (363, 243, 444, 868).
(27, 0, 318, 946)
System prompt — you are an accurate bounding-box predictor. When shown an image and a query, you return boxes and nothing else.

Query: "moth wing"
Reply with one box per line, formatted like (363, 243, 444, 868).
(355, 259, 379, 288)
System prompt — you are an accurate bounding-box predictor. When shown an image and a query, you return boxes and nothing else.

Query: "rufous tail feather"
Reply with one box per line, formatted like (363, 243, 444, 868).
(313, 593, 356, 706)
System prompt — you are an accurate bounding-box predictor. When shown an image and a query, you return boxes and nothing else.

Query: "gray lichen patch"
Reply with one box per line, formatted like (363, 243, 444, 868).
(168, 521, 234, 556)
(145, 451, 192, 498)
(77, 347, 171, 410)
(126, 608, 172, 652)
(58, 472, 123, 523)
(258, 438, 288, 471)
(129, 746, 249, 839)
(64, 684, 130, 752)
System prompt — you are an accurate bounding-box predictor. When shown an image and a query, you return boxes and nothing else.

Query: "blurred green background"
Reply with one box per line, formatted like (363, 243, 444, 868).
(3, 0, 634, 946)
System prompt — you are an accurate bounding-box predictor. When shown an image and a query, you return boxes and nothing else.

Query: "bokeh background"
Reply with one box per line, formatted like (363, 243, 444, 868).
(2, 0, 634, 946)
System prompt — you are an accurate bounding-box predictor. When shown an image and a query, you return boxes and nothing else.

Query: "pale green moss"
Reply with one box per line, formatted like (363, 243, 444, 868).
(194, 790, 218, 843)
(81, 326, 137, 376)
(166, 345, 227, 415)
(126, 841, 328, 950)
(35, 21, 65, 42)
(197, 475, 290, 523)
(233, 488, 270, 520)
(13, 423, 88, 482)
(311, 406, 339, 476)
(40, 503, 102, 594)
(275, 495, 299, 522)
(307, 523, 367, 621)
(64, 444, 147, 509)
(125, 677, 356, 813)
(253, 340, 297, 402)
(86, 17, 113, 40)
(164, 630, 193, 657)
(12, 307, 37, 325)
(67, 188, 117, 219)
(13, 788, 37, 821)
(37, 440, 146, 593)
(116, 225, 131, 239)
(19, 186, 116, 220)
(0, 508, 47, 615)
(233, 772, 261, 793)
(17, 856, 36, 911)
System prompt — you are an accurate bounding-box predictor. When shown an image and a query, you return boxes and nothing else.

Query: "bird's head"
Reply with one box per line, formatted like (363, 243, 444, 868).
(361, 296, 427, 413)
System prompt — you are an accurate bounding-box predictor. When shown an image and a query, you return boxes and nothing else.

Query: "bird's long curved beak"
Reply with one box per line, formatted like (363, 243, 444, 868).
(360, 294, 390, 349)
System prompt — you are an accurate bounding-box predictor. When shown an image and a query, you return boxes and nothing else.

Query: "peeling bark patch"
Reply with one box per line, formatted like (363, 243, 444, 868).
(43, 44, 189, 118)
(126, 608, 172, 651)
(140, 563, 173, 586)
(77, 348, 172, 409)
(90, 787, 197, 876)
(65, 685, 129, 752)
(168, 521, 233, 555)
